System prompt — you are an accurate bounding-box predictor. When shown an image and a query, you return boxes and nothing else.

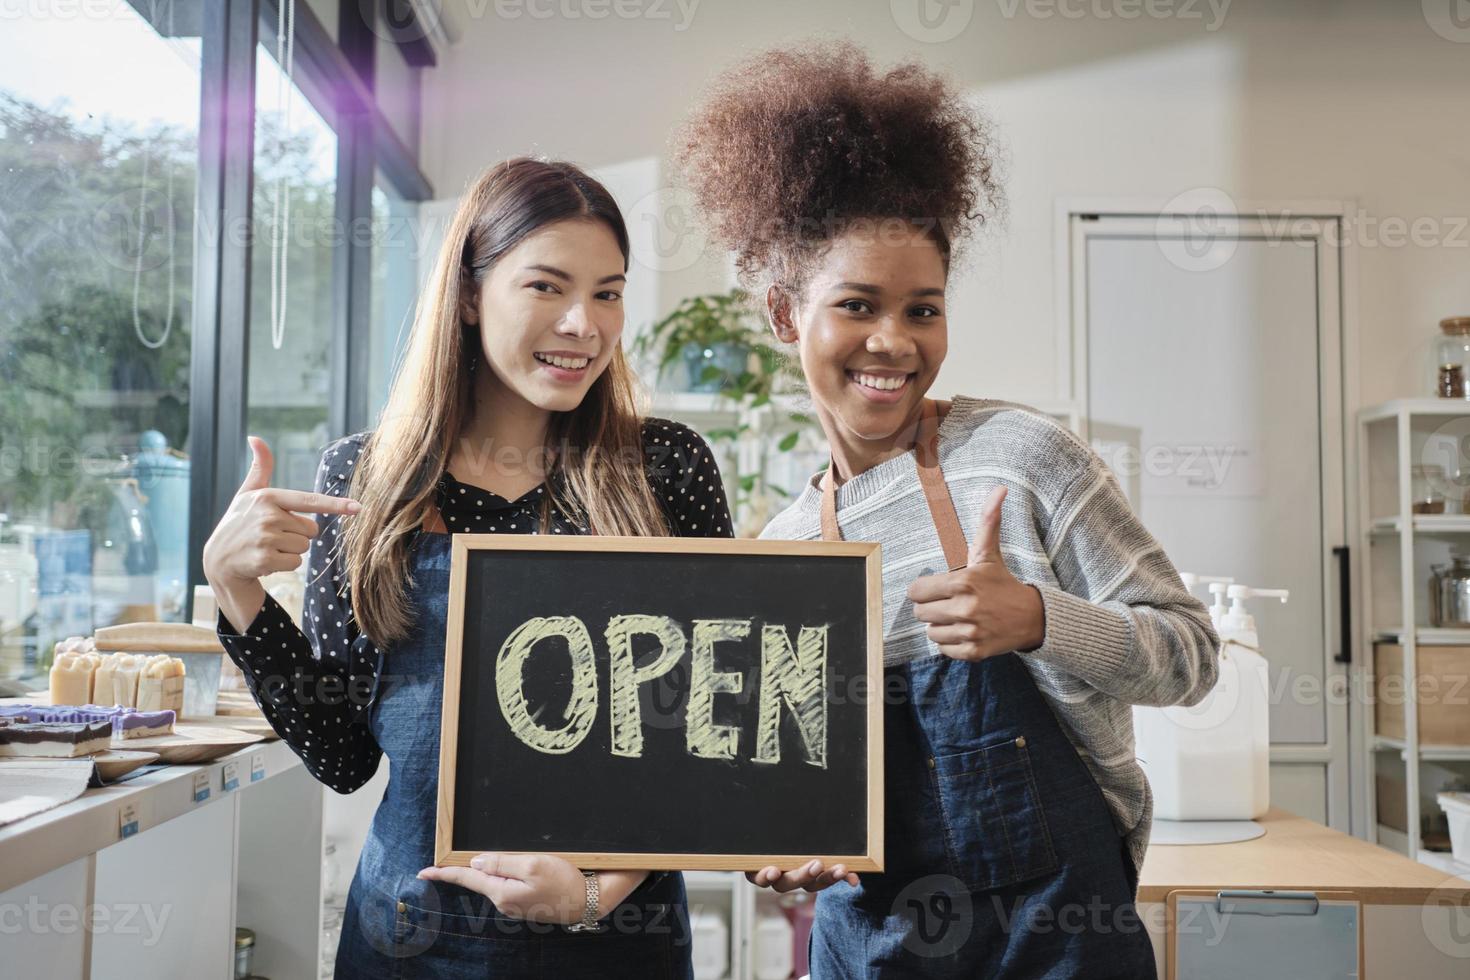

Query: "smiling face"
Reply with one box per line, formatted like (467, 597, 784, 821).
(771, 223, 948, 462)
(467, 218, 628, 415)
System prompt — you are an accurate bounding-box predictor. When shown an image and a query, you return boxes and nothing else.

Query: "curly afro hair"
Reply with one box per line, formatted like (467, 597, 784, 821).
(675, 41, 1002, 293)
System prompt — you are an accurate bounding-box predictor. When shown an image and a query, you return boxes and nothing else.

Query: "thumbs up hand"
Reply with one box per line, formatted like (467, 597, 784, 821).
(907, 485, 1047, 661)
(203, 437, 362, 625)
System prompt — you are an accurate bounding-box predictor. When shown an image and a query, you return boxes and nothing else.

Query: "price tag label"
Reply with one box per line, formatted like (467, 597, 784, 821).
(250, 752, 266, 784)
(119, 803, 138, 840)
(222, 761, 240, 793)
(192, 769, 211, 804)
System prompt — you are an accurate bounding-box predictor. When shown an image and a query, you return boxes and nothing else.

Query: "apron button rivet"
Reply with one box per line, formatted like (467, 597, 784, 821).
(396, 901, 407, 913)
(927, 757, 936, 769)
(1015, 736, 1026, 748)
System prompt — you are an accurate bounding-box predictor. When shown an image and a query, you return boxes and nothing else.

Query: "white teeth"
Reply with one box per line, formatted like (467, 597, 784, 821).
(853, 372, 909, 391)
(535, 353, 591, 370)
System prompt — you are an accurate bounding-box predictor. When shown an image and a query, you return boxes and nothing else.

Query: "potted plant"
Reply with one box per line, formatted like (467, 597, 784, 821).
(636, 290, 753, 392)
(633, 289, 822, 527)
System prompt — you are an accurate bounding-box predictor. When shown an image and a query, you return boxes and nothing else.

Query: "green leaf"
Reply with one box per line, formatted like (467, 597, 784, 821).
(778, 431, 799, 452)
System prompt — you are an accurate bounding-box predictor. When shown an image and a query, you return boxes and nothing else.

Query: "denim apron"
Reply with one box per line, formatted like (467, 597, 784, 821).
(335, 522, 693, 979)
(810, 400, 1157, 979)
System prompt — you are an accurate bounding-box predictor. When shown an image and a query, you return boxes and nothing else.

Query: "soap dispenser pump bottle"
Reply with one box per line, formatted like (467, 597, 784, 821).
(1134, 576, 1283, 821)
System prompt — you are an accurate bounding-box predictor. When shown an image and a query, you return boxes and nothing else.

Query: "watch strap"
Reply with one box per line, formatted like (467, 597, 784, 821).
(565, 871, 606, 933)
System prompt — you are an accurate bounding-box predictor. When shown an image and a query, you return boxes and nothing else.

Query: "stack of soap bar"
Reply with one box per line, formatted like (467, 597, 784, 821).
(47, 647, 186, 713)
(0, 704, 175, 740)
(0, 720, 112, 758)
(136, 655, 185, 714)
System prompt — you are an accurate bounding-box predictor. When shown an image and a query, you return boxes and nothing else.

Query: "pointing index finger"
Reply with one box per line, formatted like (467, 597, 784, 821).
(264, 488, 361, 516)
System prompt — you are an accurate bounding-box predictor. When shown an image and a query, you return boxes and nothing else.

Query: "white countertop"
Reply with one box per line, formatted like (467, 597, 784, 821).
(0, 738, 301, 894)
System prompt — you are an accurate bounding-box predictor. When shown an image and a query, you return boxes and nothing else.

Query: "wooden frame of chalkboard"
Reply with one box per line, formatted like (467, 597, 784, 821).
(434, 534, 884, 873)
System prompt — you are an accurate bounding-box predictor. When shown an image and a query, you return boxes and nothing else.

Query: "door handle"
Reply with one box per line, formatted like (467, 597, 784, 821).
(1332, 545, 1351, 664)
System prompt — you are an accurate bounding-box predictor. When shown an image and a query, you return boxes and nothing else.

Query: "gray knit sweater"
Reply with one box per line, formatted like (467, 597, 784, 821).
(759, 395, 1221, 874)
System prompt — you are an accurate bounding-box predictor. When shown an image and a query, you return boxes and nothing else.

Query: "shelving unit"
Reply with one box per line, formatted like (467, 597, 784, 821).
(0, 739, 323, 978)
(1357, 398, 1470, 864)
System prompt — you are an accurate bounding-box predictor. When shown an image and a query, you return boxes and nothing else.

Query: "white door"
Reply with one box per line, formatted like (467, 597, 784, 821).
(1067, 209, 1352, 830)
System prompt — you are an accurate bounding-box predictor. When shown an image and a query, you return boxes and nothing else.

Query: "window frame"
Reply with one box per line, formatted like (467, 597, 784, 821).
(183, 0, 433, 619)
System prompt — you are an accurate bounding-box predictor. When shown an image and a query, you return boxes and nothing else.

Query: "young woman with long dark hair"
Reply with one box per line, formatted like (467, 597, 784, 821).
(205, 158, 729, 978)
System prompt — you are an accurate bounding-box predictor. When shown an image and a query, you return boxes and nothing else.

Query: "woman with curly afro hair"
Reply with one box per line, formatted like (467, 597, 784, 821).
(678, 43, 1218, 977)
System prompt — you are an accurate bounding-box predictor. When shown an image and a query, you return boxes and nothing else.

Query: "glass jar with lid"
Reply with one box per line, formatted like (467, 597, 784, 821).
(1412, 464, 1448, 514)
(1435, 317, 1470, 398)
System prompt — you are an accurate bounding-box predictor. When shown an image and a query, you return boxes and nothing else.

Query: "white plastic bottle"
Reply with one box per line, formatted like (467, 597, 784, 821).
(753, 909, 795, 980)
(1134, 579, 1285, 821)
(689, 907, 729, 980)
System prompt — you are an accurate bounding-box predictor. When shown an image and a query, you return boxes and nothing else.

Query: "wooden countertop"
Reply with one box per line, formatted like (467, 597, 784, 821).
(1139, 807, 1470, 905)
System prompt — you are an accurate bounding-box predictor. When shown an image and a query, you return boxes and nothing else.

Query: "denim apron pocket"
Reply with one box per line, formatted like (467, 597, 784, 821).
(930, 734, 1058, 892)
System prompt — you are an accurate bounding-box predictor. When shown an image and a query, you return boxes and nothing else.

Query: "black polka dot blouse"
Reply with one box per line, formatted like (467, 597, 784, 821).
(216, 419, 734, 794)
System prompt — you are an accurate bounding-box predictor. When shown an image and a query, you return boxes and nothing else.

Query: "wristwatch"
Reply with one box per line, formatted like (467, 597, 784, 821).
(565, 871, 606, 933)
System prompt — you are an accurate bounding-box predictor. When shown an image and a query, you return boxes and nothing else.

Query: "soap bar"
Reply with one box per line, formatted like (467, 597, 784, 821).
(49, 649, 101, 706)
(136, 655, 185, 714)
(2, 703, 175, 740)
(0, 720, 112, 758)
(110, 707, 175, 739)
(93, 653, 129, 708)
(106, 653, 143, 707)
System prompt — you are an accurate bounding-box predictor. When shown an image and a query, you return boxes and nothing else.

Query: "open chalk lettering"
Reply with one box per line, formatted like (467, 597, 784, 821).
(493, 615, 830, 769)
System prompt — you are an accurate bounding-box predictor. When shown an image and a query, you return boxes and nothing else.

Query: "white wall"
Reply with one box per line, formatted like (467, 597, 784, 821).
(419, 0, 1470, 410)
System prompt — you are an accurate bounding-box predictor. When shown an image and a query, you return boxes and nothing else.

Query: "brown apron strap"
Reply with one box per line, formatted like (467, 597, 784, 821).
(819, 462, 844, 545)
(820, 398, 971, 571)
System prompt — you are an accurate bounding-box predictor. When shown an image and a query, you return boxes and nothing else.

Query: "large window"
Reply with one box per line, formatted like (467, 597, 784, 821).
(369, 176, 420, 422)
(0, 1, 432, 688)
(0, 2, 201, 681)
(247, 39, 338, 492)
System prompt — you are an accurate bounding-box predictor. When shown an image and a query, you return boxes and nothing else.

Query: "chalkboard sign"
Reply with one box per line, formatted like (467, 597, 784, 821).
(434, 535, 884, 872)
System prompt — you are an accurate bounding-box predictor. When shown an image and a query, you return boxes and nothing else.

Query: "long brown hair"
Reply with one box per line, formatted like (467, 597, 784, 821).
(342, 158, 668, 648)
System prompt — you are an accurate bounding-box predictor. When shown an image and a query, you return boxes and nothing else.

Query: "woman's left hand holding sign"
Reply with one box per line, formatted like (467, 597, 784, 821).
(418, 854, 648, 925)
